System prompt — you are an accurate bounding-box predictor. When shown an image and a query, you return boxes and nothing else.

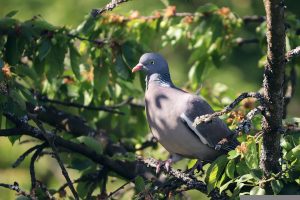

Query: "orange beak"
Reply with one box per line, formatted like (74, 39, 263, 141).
(132, 63, 143, 73)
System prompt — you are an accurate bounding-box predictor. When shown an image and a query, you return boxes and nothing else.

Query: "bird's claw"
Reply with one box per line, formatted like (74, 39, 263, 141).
(155, 159, 172, 174)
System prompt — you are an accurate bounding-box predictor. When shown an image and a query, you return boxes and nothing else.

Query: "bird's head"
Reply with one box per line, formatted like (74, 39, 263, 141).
(132, 53, 169, 76)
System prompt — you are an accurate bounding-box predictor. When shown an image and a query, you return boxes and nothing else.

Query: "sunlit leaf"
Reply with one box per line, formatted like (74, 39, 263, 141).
(205, 155, 228, 193)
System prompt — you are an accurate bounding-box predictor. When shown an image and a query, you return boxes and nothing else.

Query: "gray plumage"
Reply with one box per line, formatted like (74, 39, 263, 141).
(132, 53, 238, 162)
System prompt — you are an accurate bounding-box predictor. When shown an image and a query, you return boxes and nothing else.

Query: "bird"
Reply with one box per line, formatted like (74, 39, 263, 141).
(132, 53, 238, 172)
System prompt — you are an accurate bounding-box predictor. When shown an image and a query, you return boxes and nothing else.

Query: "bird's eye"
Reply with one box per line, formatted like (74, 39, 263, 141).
(150, 61, 155, 65)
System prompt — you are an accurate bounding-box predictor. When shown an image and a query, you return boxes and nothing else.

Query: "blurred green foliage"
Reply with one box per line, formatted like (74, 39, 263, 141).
(0, 0, 300, 199)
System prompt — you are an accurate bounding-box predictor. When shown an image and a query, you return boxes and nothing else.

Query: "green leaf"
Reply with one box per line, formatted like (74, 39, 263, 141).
(115, 54, 131, 80)
(245, 138, 259, 169)
(205, 155, 228, 193)
(285, 144, 300, 160)
(76, 136, 103, 154)
(271, 180, 284, 194)
(227, 150, 239, 159)
(38, 39, 52, 61)
(250, 169, 263, 181)
(236, 160, 250, 176)
(225, 159, 235, 179)
(94, 65, 109, 95)
(8, 135, 21, 145)
(4, 34, 20, 65)
(250, 186, 265, 195)
(219, 180, 233, 193)
(197, 3, 219, 13)
(9, 90, 26, 110)
(5, 10, 18, 18)
(16, 196, 30, 200)
(69, 44, 81, 80)
(135, 176, 145, 193)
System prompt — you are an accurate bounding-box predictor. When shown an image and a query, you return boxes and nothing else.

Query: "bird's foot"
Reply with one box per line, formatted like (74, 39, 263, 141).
(155, 159, 172, 174)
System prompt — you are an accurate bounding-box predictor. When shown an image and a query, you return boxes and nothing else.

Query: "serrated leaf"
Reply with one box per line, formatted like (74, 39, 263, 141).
(271, 180, 283, 194)
(245, 138, 259, 169)
(5, 10, 18, 18)
(38, 39, 52, 61)
(225, 159, 235, 179)
(9, 90, 26, 110)
(76, 136, 103, 154)
(205, 155, 228, 193)
(250, 186, 265, 195)
(94, 65, 109, 95)
(69, 44, 81, 80)
(135, 176, 145, 193)
(115, 54, 130, 80)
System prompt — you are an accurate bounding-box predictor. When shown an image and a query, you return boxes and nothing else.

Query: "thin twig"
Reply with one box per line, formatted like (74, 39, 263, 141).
(38, 95, 124, 115)
(107, 180, 133, 199)
(12, 143, 47, 168)
(242, 15, 265, 24)
(193, 92, 266, 126)
(235, 106, 264, 134)
(0, 182, 32, 199)
(286, 46, 300, 61)
(30, 143, 47, 190)
(91, 0, 130, 17)
(235, 37, 259, 46)
(31, 118, 79, 200)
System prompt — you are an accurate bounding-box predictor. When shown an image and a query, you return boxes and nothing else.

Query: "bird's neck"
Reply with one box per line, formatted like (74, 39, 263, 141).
(146, 73, 173, 89)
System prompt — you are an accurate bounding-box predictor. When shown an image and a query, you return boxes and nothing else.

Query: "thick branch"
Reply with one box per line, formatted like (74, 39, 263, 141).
(261, 0, 286, 176)
(139, 157, 228, 200)
(3, 112, 137, 180)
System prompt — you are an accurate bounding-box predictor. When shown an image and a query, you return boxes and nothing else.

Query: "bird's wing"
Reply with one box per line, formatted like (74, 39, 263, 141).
(180, 95, 238, 151)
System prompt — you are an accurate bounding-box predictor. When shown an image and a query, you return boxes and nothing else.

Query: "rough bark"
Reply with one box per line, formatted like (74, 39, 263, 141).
(260, 0, 286, 176)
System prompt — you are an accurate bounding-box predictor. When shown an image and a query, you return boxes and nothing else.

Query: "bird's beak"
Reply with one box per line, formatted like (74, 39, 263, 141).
(132, 63, 144, 73)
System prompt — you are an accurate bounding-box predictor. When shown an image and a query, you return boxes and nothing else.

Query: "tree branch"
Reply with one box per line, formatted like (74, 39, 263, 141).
(0, 182, 32, 199)
(261, 0, 286, 176)
(193, 92, 266, 126)
(38, 95, 124, 115)
(286, 46, 300, 61)
(139, 157, 228, 200)
(91, 0, 130, 17)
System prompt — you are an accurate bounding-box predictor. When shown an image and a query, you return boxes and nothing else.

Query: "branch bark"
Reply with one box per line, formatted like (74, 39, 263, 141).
(261, 0, 286, 177)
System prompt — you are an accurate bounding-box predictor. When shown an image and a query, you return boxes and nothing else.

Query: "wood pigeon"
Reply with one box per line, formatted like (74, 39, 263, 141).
(132, 53, 238, 171)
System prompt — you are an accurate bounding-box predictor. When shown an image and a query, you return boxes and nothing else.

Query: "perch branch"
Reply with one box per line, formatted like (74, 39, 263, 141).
(139, 157, 228, 200)
(193, 92, 266, 126)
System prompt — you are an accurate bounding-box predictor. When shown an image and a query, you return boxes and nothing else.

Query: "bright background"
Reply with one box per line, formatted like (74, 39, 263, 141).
(0, 0, 299, 199)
